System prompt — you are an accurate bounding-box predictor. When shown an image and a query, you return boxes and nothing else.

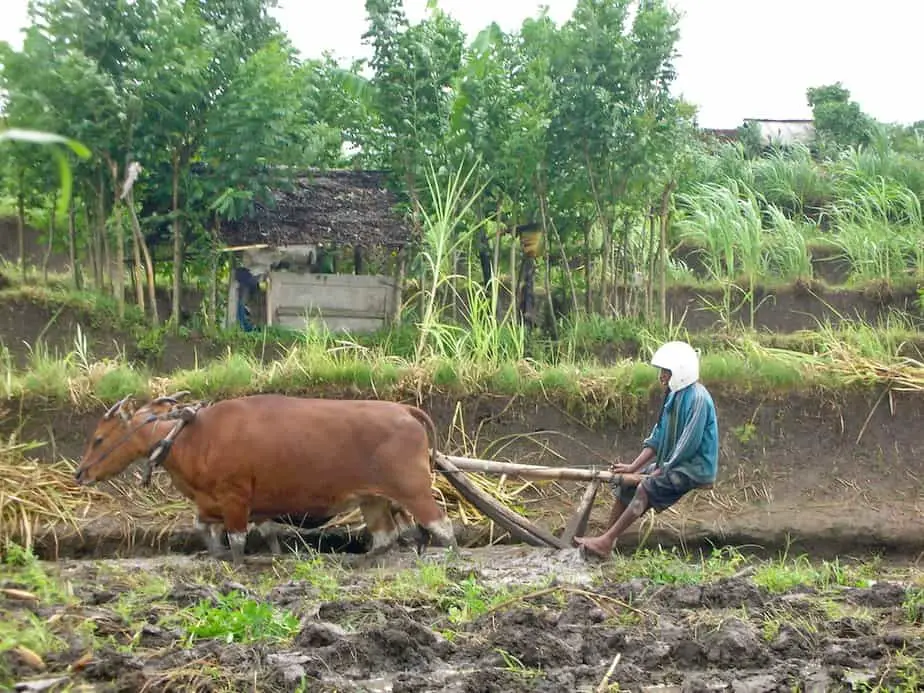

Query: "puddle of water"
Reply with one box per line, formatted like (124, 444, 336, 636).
(446, 546, 598, 588)
(354, 674, 395, 692)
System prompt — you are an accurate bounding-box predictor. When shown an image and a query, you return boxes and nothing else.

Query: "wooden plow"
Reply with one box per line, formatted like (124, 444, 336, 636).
(433, 453, 647, 550)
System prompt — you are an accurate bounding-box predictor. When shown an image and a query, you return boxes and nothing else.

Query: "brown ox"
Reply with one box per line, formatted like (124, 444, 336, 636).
(73, 393, 457, 563)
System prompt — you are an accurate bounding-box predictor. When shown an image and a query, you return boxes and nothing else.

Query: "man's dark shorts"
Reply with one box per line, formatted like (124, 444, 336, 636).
(609, 462, 701, 512)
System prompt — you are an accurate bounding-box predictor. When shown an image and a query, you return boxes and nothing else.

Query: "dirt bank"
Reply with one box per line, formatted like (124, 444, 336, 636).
(2, 549, 923, 692)
(5, 386, 924, 561)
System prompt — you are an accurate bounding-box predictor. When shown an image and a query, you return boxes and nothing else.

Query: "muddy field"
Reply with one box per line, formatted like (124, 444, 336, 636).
(2, 545, 923, 692)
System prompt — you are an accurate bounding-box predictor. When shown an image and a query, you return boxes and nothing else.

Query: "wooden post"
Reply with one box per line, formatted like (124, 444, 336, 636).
(265, 273, 274, 327)
(435, 455, 566, 549)
(390, 247, 405, 325)
(561, 479, 600, 546)
(560, 479, 601, 546)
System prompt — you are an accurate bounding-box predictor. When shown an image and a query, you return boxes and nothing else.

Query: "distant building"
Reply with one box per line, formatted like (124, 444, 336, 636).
(743, 119, 816, 147)
(702, 119, 816, 147)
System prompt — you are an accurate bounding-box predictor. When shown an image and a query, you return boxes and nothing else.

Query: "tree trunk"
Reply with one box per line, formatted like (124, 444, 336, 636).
(16, 187, 25, 281)
(600, 227, 611, 314)
(659, 181, 677, 324)
(84, 202, 100, 289)
(97, 174, 111, 293)
(130, 218, 145, 312)
(124, 191, 158, 325)
(68, 199, 81, 290)
(508, 227, 517, 323)
(108, 161, 126, 318)
(536, 185, 557, 339)
(492, 202, 502, 321)
(42, 190, 57, 284)
(207, 214, 221, 327)
(583, 223, 592, 314)
(549, 219, 579, 316)
(645, 209, 657, 320)
(171, 150, 182, 329)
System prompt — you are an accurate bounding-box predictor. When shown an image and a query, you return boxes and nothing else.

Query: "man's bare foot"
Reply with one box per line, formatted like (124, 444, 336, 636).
(573, 534, 614, 559)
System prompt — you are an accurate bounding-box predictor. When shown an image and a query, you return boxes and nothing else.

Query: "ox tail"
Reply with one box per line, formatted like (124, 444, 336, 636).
(404, 405, 440, 472)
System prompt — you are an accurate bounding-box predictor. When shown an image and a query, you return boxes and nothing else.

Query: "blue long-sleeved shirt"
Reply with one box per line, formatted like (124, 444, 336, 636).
(642, 382, 719, 484)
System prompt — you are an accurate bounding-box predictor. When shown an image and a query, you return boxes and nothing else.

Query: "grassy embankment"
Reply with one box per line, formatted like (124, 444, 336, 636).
(0, 267, 923, 557)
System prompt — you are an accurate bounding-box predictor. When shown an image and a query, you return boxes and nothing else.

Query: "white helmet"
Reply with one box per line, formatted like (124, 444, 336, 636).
(650, 341, 700, 392)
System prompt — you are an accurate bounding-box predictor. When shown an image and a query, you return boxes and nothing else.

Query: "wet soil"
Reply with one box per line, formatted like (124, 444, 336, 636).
(2, 548, 923, 692)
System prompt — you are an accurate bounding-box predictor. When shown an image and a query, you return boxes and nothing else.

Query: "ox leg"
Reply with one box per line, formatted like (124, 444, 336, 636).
(195, 517, 225, 558)
(256, 521, 283, 556)
(386, 463, 457, 554)
(359, 496, 400, 556)
(400, 496, 457, 555)
(220, 503, 251, 566)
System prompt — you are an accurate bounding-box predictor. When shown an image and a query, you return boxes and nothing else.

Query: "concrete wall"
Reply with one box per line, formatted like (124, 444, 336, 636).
(265, 271, 400, 333)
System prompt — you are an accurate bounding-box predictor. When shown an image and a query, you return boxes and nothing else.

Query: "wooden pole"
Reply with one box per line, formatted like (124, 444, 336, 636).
(435, 455, 566, 549)
(560, 479, 601, 546)
(439, 453, 617, 483)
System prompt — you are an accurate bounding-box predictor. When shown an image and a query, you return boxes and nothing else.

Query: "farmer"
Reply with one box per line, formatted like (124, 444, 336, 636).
(574, 340, 718, 558)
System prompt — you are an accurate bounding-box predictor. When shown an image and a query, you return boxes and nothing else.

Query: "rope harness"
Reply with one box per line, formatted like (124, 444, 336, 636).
(140, 402, 207, 487)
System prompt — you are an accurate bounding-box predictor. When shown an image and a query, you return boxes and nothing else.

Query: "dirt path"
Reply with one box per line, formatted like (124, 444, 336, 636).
(2, 546, 923, 692)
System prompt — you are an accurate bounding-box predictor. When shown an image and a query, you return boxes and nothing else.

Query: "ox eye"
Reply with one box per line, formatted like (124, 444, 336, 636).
(93, 436, 103, 447)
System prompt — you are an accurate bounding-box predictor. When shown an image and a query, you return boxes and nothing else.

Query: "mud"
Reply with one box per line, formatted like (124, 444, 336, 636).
(2, 548, 923, 692)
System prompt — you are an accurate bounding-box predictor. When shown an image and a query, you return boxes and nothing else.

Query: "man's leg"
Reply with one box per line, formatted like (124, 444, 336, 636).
(575, 469, 697, 558)
(574, 484, 652, 558)
(605, 473, 637, 526)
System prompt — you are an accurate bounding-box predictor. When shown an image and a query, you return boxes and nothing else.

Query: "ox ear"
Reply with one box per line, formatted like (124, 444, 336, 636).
(103, 395, 128, 420)
(103, 395, 135, 422)
(150, 390, 191, 406)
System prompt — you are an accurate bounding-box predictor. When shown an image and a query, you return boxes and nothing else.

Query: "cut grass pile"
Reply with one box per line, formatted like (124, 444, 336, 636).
(0, 440, 189, 552)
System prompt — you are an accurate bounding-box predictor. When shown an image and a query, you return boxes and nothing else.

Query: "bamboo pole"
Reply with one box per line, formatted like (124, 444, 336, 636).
(438, 453, 618, 483)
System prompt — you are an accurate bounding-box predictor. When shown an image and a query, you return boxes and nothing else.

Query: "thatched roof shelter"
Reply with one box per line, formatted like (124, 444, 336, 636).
(217, 169, 413, 250)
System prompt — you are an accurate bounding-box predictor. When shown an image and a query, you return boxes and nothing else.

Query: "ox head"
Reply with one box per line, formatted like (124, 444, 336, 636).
(74, 391, 191, 485)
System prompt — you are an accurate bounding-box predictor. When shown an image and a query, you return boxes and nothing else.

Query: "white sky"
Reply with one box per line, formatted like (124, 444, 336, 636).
(1, 0, 921, 128)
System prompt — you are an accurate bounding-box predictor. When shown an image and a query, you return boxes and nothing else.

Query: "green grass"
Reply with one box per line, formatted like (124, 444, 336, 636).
(169, 590, 301, 646)
(0, 259, 922, 421)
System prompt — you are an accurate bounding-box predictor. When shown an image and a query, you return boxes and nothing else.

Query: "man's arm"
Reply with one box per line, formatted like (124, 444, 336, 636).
(628, 446, 656, 472)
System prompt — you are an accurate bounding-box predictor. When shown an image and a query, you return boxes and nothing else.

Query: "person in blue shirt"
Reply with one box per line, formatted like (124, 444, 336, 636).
(574, 341, 719, 559)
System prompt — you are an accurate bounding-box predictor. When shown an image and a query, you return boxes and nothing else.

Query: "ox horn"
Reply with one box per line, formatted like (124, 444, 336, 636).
(150, 390, 191, 406)
(103, 395, 132, 420)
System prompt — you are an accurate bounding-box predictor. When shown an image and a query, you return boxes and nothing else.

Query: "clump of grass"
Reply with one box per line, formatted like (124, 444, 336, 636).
(288, 552, 342, 601)
(170, 590, 300, 646)
(604, 546, 749, 586)
(1, 540, 73, 603)
(753, 552, 873, 593)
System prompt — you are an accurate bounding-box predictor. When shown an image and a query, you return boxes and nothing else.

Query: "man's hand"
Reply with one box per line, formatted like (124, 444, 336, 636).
(610, 462, 635, 474)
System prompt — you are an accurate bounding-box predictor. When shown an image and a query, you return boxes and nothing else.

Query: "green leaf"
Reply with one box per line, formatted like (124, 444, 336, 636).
(0, 128, 92, 159)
